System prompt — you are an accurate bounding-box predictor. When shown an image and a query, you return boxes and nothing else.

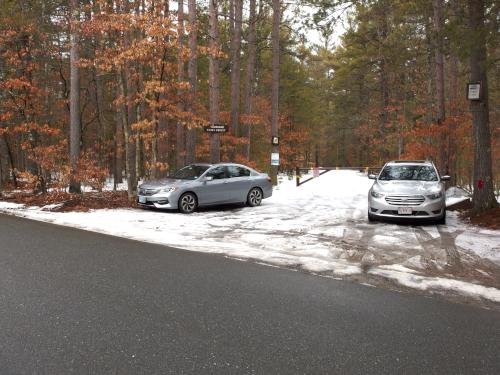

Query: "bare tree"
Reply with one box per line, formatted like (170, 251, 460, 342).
(209, 0, 221, 163)
(123, 0, 138, 198)
(242, 0, 257, 160)
(376, 1, 389, 161)
(433, 0, 447, 174)
(270, 0, 280, 183)
(69, 0, 81, 193)
(468, 0, 498, 212)
(176, 0, 186, 170)
(230, 0, 243, 139)
(114, 79, 123, 187)
(185, 0, 197, 164)
(447, 0, 460, 185)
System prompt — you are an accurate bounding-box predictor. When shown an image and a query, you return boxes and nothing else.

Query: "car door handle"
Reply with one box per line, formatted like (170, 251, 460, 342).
(223, 181, 229, 184)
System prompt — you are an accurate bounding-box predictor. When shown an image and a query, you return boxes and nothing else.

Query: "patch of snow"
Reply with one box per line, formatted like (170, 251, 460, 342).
(456, 230, 500, 265)
(446, 186, 470, 198)
(402, 255, 424, 270)
(445, 186, 471, 207)
(0, 202, 25, 210)
(41, 203, 64, 211)
(370, 267, 500, 303)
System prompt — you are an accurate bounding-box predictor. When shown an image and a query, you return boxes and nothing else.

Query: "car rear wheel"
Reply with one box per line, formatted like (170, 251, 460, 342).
(247, 187, 263, 207)
(178, 193, 197, 214)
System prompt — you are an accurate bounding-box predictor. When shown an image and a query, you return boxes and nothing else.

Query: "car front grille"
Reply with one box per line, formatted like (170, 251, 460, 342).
(381, 210, 428, 216)
(385, 195, 425, 206)
(138, 188, 160, 196)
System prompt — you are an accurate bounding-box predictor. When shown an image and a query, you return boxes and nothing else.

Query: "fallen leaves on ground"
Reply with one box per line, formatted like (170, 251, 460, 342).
(0, 191, 135, 212)
(461, 207, 500, 230)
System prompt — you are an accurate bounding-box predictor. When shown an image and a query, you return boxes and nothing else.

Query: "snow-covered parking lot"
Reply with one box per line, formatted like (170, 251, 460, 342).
(1, 171, 500, 307)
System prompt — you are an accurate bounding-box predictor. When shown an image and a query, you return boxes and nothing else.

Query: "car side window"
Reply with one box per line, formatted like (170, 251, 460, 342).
(227, 166, 251, 178)
(238, 167, 251, 177)
(205, 166, 227, 180)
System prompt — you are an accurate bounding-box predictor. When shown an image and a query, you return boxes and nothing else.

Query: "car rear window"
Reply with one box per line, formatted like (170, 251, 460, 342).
(205, 166, 228, 179)
(227, 166, 251, 178)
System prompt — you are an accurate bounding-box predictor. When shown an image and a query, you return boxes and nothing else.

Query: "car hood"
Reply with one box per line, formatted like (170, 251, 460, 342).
(139, 178, 191, 189)
(374, 180, 441, 194)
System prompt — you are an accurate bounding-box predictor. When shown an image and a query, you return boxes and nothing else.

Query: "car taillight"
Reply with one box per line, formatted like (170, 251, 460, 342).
(267, 176, 272, 183)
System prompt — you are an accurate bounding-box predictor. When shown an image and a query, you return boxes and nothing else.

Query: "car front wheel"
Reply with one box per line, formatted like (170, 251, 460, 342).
(178, 193, 198, 214)
(368, 210, 377, 222)
(436, 210, 446, 225)
(247, 187, 263, 207)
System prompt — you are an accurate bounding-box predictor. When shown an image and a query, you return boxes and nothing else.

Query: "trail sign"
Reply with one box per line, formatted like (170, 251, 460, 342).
(467, 82, 481, 100)
(204, 124, 228, 133)
(271, 153, 279, 166)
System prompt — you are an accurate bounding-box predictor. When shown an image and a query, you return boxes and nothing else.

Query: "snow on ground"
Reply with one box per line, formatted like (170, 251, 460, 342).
(445, 186, 471, 207)
(1, 171, 500, 305)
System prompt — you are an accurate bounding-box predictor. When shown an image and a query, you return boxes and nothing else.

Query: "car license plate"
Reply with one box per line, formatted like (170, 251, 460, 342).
(138, 196, 147, 204)
(398, 207, 412, 215)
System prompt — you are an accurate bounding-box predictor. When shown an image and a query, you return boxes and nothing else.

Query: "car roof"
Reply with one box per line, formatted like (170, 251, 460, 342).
(188, 163, 213, 167)
(214, 162, 250, 168)
(387, 160, 433, 165)
(188, 162, 253, 169)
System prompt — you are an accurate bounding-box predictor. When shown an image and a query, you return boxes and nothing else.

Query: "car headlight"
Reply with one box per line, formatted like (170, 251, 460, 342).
(370, 190, 384, 198)
(426, 192, 442, 200)
(160, 187, 178, 193)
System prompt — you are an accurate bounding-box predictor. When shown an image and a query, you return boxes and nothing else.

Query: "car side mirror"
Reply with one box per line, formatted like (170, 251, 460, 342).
(368, 174, 377, 180)
(441, 175, 450, 181)
(204, 176, 214, 182)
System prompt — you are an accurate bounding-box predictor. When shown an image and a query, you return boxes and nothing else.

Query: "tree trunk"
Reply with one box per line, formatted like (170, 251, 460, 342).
(229, 0, 234, 40)
(123, 1, 137, 198)
(94, 69, 107, 167)
(270, 0, 280, 183)
(69, 0, 81, 193)
(448, 0, 460, 185)
(209, 0, 221, 163)
(176, 0, 186, 170)
(230, 0, 243, 139)
(156, 0, 170, 177)
(0, 134, 17, 188)
(185, 0, 197, 165)
(468, 0, 498, 212)
(242, 0, 257, 161)
(118, 70, 136, 199)
(433, 0, 447, 174)
(376, 2, 389, 159)
(114, 78, 123, 186)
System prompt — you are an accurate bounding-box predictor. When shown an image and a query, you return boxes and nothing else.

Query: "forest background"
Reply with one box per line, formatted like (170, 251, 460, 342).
(0, 0, 498, 211)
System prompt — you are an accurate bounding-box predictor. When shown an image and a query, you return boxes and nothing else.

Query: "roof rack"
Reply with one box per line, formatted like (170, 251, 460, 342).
(391, 160, 430, 164)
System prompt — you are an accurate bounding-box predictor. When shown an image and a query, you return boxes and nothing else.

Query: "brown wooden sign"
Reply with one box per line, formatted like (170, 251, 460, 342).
(204, 124, 228, 133)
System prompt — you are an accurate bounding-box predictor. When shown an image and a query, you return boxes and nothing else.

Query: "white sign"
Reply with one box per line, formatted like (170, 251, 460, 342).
(467, 83, 481, 100)
(271, 153, 279, 166)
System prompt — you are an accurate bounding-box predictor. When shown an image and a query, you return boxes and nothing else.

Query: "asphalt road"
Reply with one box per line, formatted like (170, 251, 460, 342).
(1, 214, 499, 375)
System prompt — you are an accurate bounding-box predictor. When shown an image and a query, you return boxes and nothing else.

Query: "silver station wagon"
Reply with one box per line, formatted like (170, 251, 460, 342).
(137, 163, 273, 213)
(368, 160, 449, 223)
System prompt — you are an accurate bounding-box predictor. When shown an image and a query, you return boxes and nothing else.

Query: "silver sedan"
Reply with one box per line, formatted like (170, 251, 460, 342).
(137, 163, 273, 213)
(368, 160, 449, 223)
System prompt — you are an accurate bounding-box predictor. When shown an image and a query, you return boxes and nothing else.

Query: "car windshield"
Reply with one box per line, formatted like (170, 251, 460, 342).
(378, 165, 438, 181)
(173, 165, 210, 180)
